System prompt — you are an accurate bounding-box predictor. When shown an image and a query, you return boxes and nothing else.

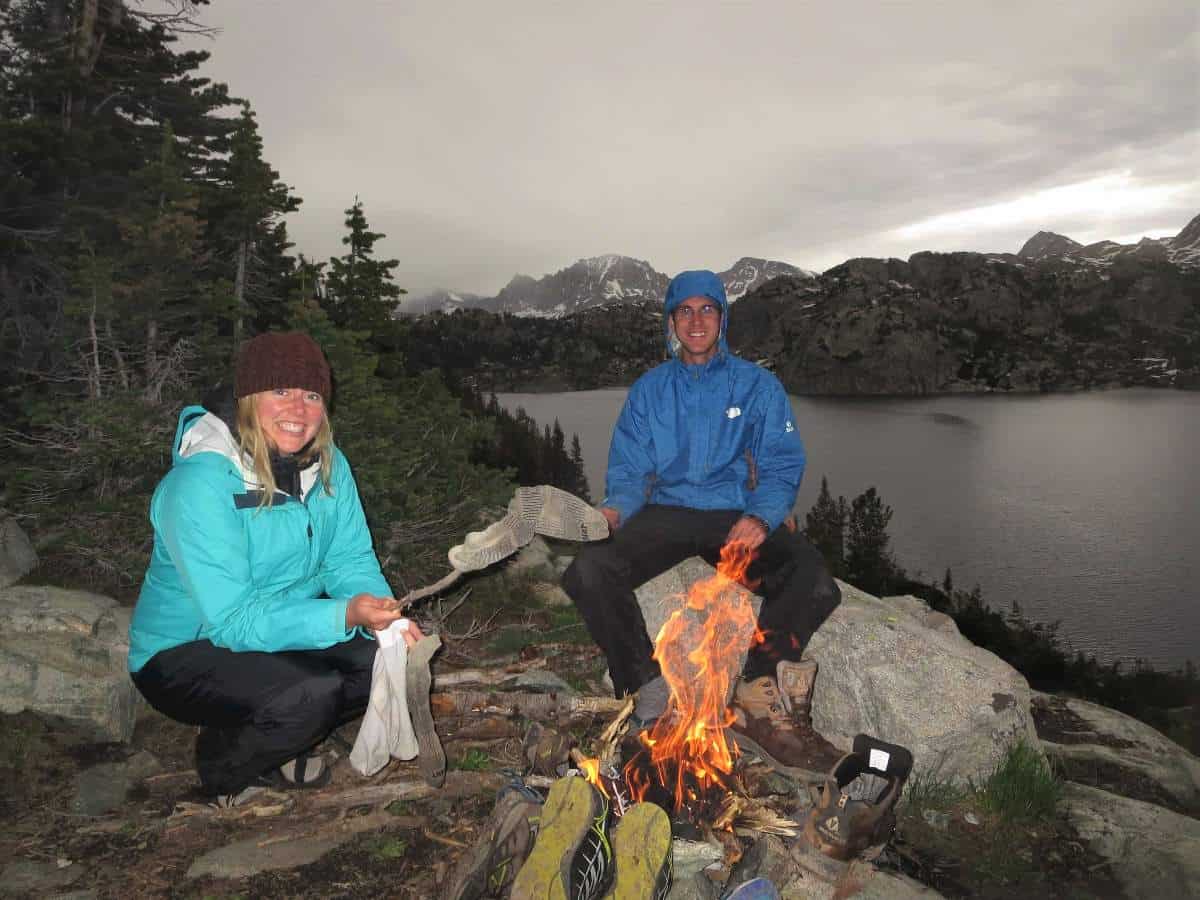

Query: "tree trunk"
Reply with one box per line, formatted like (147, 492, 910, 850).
(145, 319, 159, 401)
(88, 299, 102, 399)
(233, 237, 247, 345)
(105, 318, 128, 389)
(430, 690, 624, 723)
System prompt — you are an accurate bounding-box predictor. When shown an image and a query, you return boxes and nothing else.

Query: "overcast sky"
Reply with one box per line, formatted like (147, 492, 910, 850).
(182, 2, 1199, 296)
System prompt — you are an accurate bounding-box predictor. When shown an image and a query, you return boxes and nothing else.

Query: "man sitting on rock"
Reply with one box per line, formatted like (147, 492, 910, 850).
(563, 269, 843, 778)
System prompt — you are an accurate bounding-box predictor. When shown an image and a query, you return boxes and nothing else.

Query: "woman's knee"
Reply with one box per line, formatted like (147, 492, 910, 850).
(259, 670, 345, 735)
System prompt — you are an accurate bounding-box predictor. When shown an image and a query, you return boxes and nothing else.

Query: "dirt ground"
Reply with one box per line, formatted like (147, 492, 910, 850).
(0, 579, 1131, 900)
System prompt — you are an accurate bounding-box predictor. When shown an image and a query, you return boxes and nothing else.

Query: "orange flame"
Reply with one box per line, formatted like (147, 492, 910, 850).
(578, 756, 602, 791)
(624, 541, 763, 812)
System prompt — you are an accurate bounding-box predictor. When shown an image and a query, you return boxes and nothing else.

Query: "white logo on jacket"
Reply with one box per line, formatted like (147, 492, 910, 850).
(726, 407, 742, 419)
(785, 420, 795, 432)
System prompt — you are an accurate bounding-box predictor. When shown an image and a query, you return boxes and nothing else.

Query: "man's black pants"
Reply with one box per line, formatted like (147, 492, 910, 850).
(132, 635, 376, 794)
(562, 504, 841, 699)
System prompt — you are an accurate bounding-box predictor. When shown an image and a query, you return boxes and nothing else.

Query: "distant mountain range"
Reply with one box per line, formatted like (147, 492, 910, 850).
(399, 213, 1200, 395)
(1014, 218, 1200, 268)
(399, 256, 814, 318)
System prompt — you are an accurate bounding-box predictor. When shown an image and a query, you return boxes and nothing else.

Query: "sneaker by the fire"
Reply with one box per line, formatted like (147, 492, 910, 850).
(726, 674, 829, 781)
(510, 775, 612, 900)
(600, 801, 672, 900)
(523, 721, 577, 777)
(208, 784, 267, 809)
(443, 778, 544, 900)
(802, 733, 914, 862)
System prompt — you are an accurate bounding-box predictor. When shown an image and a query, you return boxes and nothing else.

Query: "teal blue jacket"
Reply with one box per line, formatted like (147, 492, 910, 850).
(128, 406, 390, 672)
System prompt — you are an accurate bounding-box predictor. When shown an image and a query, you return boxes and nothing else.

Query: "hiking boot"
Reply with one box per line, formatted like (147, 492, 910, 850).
(443, 779, 543, 900)
(802, 733, 913, 862)
(510, 775, 612, 900)
(726, 674, 830, 780)
(600, 801, 672, 900)
(775, 660, 844, 771)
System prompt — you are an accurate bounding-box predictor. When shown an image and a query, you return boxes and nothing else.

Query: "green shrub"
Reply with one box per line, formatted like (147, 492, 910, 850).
(452, 748, 491, 771)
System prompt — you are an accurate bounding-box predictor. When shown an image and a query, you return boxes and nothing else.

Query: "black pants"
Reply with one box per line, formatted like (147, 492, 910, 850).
(132, 635, 376, 794)
(562, 504, 841, 699)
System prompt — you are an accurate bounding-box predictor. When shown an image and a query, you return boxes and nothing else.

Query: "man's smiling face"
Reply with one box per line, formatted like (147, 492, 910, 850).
(672, 295, 722, 365)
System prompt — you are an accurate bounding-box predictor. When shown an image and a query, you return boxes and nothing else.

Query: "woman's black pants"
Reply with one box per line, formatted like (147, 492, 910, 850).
(562, 504, 841, 699)
(132, 635, 376, 794)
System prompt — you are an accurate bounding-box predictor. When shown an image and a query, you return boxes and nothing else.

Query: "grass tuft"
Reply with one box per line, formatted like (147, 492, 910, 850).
(979, 739, 1061, 822)
(900, 767, 968, 817)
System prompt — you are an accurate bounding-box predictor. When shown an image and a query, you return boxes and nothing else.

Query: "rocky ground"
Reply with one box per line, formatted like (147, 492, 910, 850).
(2, 540, 1197, 899)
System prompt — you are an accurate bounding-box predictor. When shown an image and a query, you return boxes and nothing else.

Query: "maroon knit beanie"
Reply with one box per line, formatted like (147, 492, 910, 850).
(234, 332, 332, 401)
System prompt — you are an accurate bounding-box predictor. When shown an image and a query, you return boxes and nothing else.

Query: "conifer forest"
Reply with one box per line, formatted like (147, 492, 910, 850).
(0, 1, 587, 598)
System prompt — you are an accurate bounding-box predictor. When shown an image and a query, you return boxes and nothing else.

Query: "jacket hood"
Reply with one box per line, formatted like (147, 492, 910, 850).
(663, 269, 729, 361)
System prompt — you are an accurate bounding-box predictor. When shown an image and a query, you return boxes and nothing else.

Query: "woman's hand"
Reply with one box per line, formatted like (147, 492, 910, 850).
(345, 593, 404, 631)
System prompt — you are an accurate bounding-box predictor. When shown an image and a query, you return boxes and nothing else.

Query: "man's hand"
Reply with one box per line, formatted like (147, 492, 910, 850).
(346, 593, 404, 631)
(600, 506, 621, 533)
(724, 515, 769, 551)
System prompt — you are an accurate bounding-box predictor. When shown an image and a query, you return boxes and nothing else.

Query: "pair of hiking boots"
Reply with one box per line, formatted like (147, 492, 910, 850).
(725, 660, 915, 862)
(444, 775, 671, 900)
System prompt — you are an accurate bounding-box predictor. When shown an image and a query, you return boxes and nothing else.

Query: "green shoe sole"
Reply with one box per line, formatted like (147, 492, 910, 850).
(511, 776, 610, 900)
(601, 802, 672, 900)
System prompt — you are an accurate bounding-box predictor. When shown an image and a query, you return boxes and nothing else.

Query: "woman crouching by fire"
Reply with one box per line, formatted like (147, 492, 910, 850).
(127, 332, 422, 806)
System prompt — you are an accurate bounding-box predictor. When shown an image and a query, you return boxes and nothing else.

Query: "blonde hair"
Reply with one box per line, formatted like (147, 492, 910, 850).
(236, 394, 334, 506)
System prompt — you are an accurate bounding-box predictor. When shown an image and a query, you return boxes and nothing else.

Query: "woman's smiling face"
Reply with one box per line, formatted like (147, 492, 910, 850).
(255, 387, 325, 454)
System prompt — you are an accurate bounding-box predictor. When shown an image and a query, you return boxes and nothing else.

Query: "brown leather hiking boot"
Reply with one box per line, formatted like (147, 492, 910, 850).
(727, 674, 831, 780)
(802, 733, 914, 861)
(776, 659, 843, 771)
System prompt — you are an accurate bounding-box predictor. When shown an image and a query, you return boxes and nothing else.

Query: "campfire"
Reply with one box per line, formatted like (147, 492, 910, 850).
(581, 542, 780, 831)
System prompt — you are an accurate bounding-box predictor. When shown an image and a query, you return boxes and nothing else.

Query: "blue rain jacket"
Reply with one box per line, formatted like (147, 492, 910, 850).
(603, 270, 805, 531)
(128, 406, 391, 672)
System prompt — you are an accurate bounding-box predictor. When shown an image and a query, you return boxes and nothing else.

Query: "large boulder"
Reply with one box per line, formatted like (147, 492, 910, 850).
(1034, 691, 1200, 815)
(0, 584, 141, 742)
(1064, 782, 1200, 900)
(0, 512, 37, 589)
(634, 563, 1038, 783)
(805, 583, 1038, 782)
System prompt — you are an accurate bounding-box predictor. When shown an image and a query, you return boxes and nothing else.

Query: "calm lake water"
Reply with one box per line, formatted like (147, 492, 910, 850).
(499, 388, 1199, 670)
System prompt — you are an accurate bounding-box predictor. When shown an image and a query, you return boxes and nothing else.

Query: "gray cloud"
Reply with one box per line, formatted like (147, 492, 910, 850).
(185, 1, 1199, 292)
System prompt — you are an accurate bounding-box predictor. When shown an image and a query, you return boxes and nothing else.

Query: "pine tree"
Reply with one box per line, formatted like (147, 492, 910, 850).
(845, 486, 901, 594)
(323, 198, 404, 335)
(201, 103, 301, 343)
(570, 433, 591, 501)
(804, 476, 848, 577)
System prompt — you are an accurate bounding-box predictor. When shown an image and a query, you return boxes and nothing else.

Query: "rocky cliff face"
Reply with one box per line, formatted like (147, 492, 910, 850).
(729, 223, 1200, 394)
